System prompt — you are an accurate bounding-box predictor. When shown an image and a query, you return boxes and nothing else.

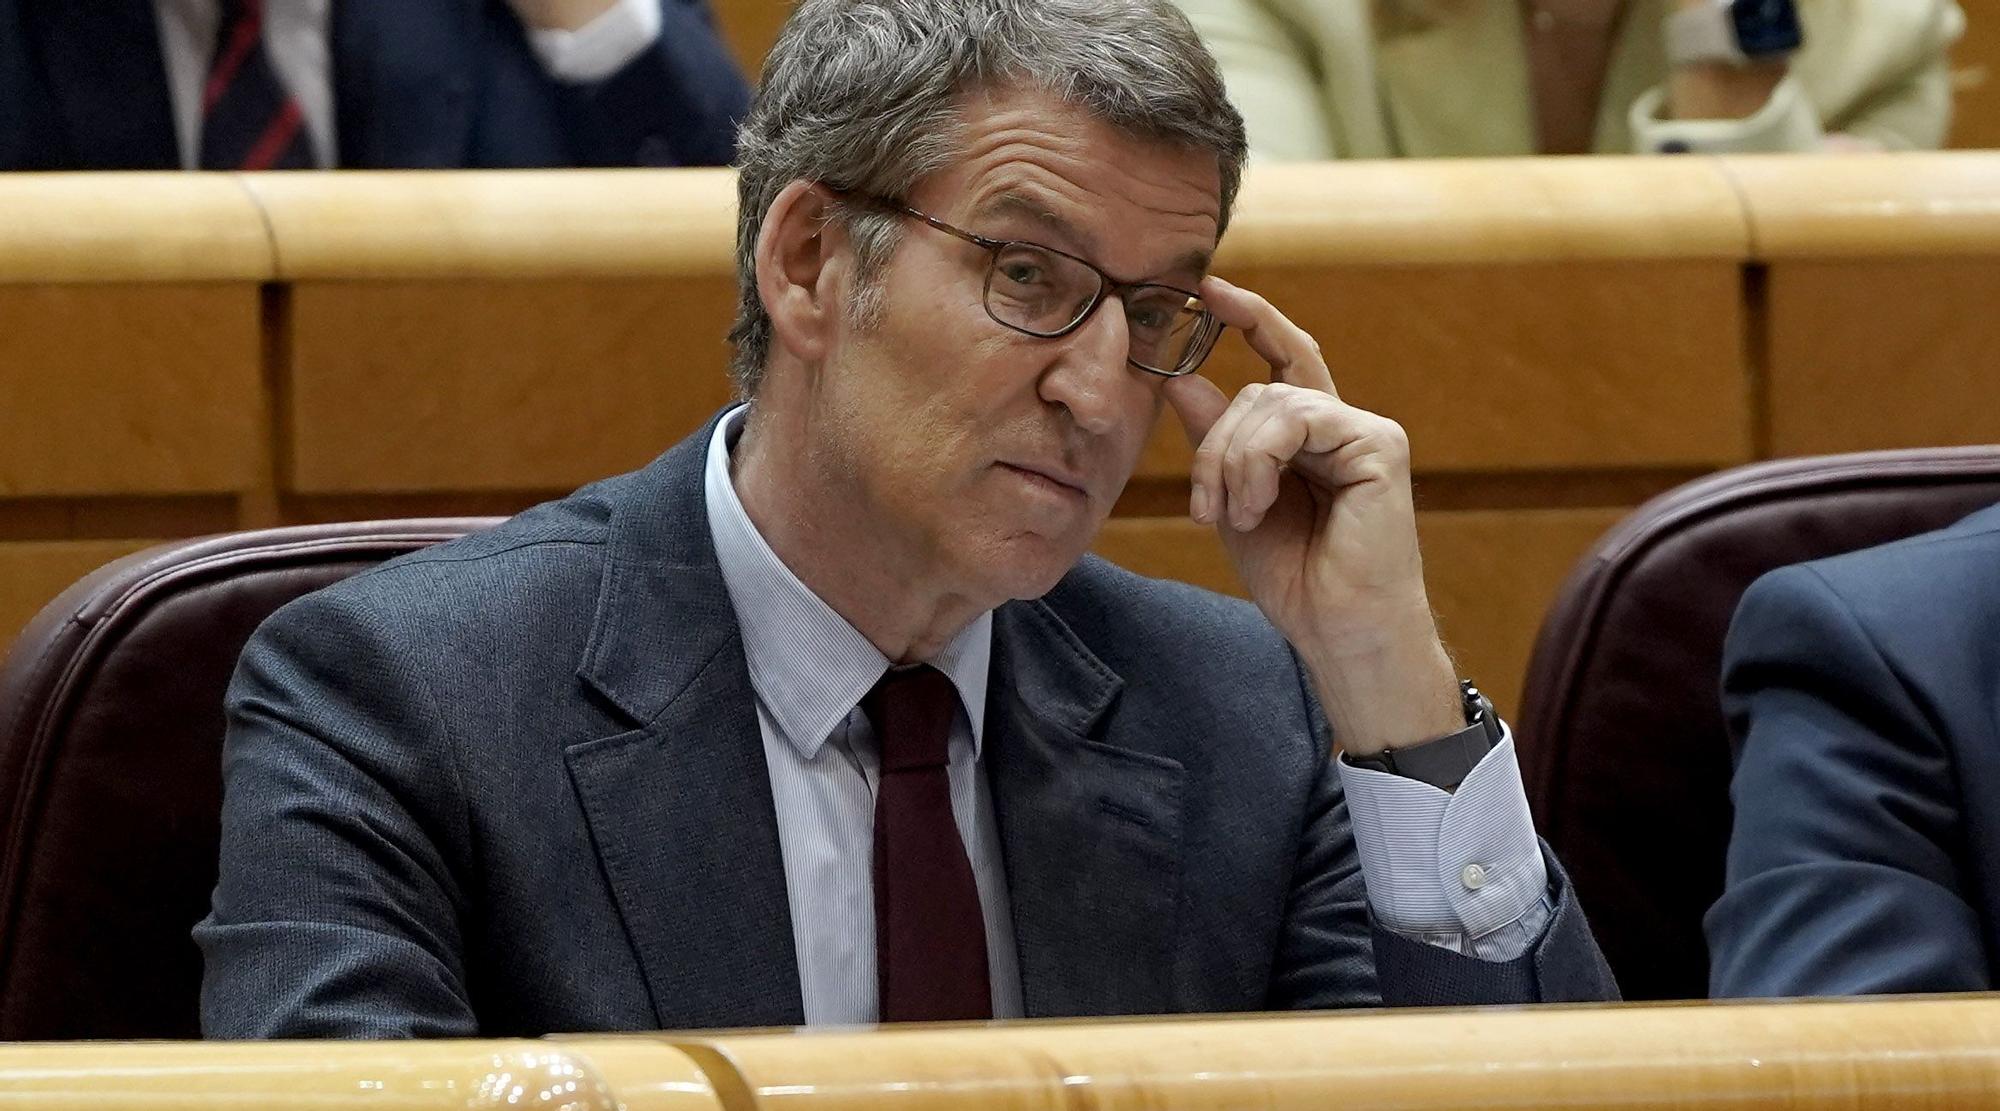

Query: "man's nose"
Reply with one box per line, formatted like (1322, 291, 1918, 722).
(1038, 293, 1130, 436)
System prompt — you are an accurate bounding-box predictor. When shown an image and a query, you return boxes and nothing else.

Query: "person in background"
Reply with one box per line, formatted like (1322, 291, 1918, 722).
(1170, 0, 1963, 159)
(1707, 502, 2000, 996)
(0, 0, 750, 170)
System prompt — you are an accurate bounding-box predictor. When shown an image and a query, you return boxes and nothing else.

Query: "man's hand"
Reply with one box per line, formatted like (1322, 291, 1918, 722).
(505, 0, 621, 31)
(1163, 277, 1461, 757)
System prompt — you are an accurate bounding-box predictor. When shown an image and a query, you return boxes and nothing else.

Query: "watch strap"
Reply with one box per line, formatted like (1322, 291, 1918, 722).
(1345, 680, 1502, 792)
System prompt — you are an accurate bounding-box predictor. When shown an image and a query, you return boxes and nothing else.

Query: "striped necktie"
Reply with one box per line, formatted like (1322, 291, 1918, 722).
(199, 0, 313, 170)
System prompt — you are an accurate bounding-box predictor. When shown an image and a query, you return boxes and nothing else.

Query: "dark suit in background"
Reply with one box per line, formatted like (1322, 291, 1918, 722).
(197, 414, 1615, 1038)
(0, 0, 749, 169)
(1708, 502, 2000, 996)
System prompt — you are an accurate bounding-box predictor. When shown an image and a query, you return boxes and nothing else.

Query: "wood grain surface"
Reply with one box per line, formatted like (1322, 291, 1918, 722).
(0, 286, 264, 496)
(1765, 258, 2000, 456)
(649, 997, 2000, 1110)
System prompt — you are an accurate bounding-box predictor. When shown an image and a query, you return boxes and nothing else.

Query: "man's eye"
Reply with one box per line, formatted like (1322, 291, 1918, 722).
(997, 261, 1048, 286)
(1127, 300, 1177, 332)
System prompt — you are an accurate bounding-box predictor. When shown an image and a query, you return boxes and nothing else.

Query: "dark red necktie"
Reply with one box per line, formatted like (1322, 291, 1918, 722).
(200, 0, 313, 170)
(864, 664, 991, 1022)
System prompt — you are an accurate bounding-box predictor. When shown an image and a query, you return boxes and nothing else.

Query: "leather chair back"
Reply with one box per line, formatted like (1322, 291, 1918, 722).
(0, 521, 497, 1039)
(1516, 448, 2000, 1001)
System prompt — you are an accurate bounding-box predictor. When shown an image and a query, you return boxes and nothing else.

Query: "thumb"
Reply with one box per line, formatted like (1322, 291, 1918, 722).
(1163, 374, 1230, 448)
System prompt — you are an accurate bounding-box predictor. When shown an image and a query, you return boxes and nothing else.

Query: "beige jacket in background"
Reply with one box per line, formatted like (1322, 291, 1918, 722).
(1173, 0, 1964, 159)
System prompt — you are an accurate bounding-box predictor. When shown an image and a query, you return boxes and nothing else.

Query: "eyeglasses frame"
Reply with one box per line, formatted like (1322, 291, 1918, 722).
(833, 189, 1225, 378)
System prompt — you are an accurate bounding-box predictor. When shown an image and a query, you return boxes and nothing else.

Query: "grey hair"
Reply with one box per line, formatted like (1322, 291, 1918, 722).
(726, 0, 1248, 397)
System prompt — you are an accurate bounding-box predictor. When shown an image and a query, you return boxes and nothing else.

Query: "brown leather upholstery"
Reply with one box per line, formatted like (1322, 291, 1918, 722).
(1516, 448, 2000, 1002)
(0, 521, 497, 1039)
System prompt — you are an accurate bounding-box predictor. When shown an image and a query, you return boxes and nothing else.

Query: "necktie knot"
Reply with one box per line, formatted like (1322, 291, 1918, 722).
(863, 664, 958, 772)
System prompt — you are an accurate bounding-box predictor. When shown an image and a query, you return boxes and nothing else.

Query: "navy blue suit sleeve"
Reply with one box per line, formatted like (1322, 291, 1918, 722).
(1369, 849, 1619, 1005)
(558, 0, 751, 166)
(1706, 564, 1990, 996)
(196, 588, 479, 1038)
(1265, 739, 1380, 1009)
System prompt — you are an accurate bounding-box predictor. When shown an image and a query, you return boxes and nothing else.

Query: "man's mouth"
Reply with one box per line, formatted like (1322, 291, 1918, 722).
(997, 461, 1090, 501)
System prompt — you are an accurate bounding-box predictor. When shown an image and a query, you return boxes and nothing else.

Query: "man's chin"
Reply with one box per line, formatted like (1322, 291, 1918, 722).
(961, 529, 1094, 603)
(1002, 565, 1076, 602)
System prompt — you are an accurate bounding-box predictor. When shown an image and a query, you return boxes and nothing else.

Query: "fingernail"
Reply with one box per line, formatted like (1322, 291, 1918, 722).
(1190, 483, 1209, 522)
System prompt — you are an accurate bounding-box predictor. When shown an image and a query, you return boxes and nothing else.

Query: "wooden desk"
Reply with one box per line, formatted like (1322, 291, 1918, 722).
(0, 998, 1996, 1108)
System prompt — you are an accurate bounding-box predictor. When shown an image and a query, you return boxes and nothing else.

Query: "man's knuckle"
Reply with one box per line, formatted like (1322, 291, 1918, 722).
(1373, 417, 1412, 459)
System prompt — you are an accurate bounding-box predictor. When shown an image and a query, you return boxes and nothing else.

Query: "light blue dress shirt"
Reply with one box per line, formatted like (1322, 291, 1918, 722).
(702, 405, 1550, 1025)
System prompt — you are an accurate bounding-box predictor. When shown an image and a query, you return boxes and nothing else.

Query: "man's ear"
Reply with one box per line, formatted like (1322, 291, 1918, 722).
(755, 180, 848, 364)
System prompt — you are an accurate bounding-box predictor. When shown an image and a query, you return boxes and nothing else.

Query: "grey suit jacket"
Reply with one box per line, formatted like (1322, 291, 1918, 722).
(197, 413, 1615, 1038)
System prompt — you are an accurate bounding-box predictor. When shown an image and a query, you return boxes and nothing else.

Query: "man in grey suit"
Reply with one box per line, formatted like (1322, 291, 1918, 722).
(198, 0, 1616, 1038)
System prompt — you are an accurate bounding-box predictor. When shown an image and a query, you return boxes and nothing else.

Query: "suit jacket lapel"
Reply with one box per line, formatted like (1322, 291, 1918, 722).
(330, 0, 480, 167)
(562, 416, 805, 1029)
(32, 0, 178, 168)
(1373, 5, 1534, 157)
(987, 596, 1187, 1018)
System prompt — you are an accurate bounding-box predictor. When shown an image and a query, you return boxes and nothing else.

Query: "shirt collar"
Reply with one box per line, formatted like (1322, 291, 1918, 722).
(703, 405, 991, 761)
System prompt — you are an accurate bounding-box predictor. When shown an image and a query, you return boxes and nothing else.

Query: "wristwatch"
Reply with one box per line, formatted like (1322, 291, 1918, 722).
(1344, 680, 1503, 792)
(1665, 0, 1804, 68)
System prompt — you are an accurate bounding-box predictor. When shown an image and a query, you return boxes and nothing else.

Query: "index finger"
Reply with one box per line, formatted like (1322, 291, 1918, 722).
(1200, 275, 1339, 397)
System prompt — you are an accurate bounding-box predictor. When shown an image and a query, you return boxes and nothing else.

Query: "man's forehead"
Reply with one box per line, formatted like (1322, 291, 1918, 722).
(972, 187, 1216, 278)
(930, 86, 1221, 242)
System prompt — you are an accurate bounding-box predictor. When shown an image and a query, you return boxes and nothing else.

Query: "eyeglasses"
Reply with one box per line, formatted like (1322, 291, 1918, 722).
(841, 191, 1224, 378)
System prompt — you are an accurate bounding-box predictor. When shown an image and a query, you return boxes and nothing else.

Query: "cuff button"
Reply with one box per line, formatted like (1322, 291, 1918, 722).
(1460, 863, 1489, 891)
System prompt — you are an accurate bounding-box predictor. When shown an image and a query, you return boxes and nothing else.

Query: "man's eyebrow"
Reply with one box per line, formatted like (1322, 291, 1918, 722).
(1166, 245, 1215, 281)
(976, 190, 1215, 284)
(975, 191, 1094, 254)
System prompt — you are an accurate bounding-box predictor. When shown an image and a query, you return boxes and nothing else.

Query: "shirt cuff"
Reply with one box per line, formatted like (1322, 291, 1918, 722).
(1337, 727, 1550, 947)
(1629, 75, 1824, 154)
(526, 0, 663, 85)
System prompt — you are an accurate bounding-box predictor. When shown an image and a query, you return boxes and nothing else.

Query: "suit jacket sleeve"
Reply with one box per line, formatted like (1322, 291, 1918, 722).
(196, 587, 479, 1038)
(1271, 659, 1619, 1008)
(1705, 564, 1990, 996)
(1801, 0, 1963, 151)
(556, 0, 751, 166)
